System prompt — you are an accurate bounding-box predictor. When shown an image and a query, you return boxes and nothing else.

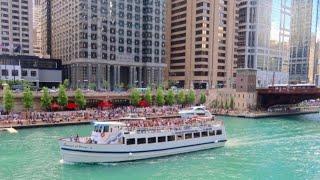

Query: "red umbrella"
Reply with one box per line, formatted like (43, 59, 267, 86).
(139, 100, 149, 107)
(98, 100, 113, 109)
(50, 102, 60, 111)
(66, 102, 77, 110)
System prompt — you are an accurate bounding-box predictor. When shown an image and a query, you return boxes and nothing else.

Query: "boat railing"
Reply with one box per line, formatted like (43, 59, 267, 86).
(123, 120, 224, 134)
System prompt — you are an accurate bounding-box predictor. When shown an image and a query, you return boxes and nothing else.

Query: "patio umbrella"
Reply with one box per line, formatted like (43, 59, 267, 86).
(50, 102, 60, 111)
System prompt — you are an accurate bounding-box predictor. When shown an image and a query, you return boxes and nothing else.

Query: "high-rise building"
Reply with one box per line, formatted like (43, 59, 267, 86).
(33, 0, 41, 56)
(290, 0, 320, 84)
(165, 0, 238, 89)
(0, 0, 33, 55)
(237, 0, 291, 87)
(39, 0, 52, 57)
(48, 0, 166, 89)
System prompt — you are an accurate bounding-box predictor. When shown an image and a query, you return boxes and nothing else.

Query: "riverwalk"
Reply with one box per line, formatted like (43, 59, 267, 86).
(213, 107, 319, 118)
(0, 115, 180, 129)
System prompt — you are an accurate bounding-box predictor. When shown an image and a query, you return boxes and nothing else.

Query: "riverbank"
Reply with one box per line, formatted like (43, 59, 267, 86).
(213, 107, 320, 118)
(0, 115, 180, 129)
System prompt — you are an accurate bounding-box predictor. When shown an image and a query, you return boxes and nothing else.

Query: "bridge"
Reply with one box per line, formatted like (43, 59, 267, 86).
(257, 84, 320, 108)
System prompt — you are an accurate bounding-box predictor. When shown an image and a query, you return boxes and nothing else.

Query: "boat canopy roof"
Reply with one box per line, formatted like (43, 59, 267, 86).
(93, 121, 126, 126)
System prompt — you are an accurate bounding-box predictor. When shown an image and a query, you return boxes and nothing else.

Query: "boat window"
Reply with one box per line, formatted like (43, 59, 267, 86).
(216, 130, 222, 135)
(193, 132, 200, 138)
(201, 131, 208, 137)
(185, 133, 192, 139)
(158, 136, 166, 143)
(209, 130, 215, 136)
(167, 135, 175, 141)
(148, 137, 156, 144)
(126, 138, 135, 145)
(137, 138, 146, 144)
(176, 134, 184, 140)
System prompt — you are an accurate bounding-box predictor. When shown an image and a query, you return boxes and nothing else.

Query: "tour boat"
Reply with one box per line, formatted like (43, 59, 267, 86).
(119, 113, 146, 121)
(179, 106, 213, 119)
(58, 117, 227, 163)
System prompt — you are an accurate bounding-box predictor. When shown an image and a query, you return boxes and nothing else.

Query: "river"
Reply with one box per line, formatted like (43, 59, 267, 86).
(0, 114, 319, 179)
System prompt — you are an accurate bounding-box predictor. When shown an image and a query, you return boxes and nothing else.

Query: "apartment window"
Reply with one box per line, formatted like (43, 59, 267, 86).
(2, 69, 8, 76)
(22, 70, 27, 76)
(12, 70, 19, 76)
(31, 71, 37, 77)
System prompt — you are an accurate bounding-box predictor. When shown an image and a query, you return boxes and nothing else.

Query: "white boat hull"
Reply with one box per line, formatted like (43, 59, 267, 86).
(59, 139, 226, 163)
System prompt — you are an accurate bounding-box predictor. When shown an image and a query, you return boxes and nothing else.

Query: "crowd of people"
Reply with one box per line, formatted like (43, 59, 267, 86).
(0, 106, 182, 127)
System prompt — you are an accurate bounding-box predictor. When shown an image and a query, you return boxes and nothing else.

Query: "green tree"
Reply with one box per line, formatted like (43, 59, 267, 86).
(219, 100, 224, 109)
(57, 84, 68, 107)
(176, 90, 186, 105)
(145, 88, 153, 105)
(3, 86, 14, 113)
(22, 86, 33, 111)
(40, 87, 52, 110)
(103, 80, 109, 90)
(75, 88, 86, 109)
(63, 79, 69, 88)
(230, 97, 235, 110)
(224, 100, 229, 109)
(186, 90, 196, 105)
(130, 88, 141, 106)
(88, 83, 96, 90)
(166, 89, 175, 106)
(156, 87, 165, 106)
(199, 91, 206, 104)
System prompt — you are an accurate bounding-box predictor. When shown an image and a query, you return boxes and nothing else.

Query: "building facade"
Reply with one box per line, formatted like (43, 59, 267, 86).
(166, 0, 238, 89)
(0, 0, 33, 55)
(48, 0, 166, 89)
(237, 0, 291, 87)
(33, 0, 42, 56)
(39, 0, 52, 57)
(289, 0, 320, 84)
(0, 55, 62, 88)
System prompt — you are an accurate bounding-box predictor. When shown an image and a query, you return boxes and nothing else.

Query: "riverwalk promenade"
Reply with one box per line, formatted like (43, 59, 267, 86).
(1, 106, 319, 129)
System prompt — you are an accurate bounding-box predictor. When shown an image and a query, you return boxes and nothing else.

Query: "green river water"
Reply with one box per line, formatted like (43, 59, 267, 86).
(0, 114, 319, 180)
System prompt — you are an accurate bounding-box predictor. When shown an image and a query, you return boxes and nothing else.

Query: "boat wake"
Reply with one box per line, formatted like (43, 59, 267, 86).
(59, 159, 75, 165)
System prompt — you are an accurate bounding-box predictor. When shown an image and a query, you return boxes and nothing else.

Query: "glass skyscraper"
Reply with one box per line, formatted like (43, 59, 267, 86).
(238, 0, 291, 87)
(290, 0, 320, 84)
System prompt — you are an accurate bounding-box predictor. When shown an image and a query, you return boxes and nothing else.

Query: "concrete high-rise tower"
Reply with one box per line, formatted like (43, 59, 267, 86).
(166, 0, 238, 89)
(48, 0, 166, 89)
(0, 0, 33, 55)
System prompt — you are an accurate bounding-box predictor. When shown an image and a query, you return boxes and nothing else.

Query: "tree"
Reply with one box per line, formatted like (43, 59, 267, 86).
(63, 79, 69, 89)
(186, 90, 196, 105)
(88, 83, 96, 90)
(75, 88, 86, 109)
(166, 89, 175, 106)
(103, 80, 109, 90)
(3, 86, 14, 113)
(230, 97, 235, 110)
(22, 86, 33, 111)
(130, 88, 141, 106)
(145, 88, 152, 105)
(40, 87, 52, 110)
(224, 100, 229, 109)
(57, 84, 68, 107)
(199, 91, 206, 104)
(176, 90, 186, 105)
(156, 87, 165, 106)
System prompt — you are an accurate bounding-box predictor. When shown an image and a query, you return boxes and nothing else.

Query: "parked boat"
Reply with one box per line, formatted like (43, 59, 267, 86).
(58, 116, 226, 163)
(179, 106, 213, 119)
